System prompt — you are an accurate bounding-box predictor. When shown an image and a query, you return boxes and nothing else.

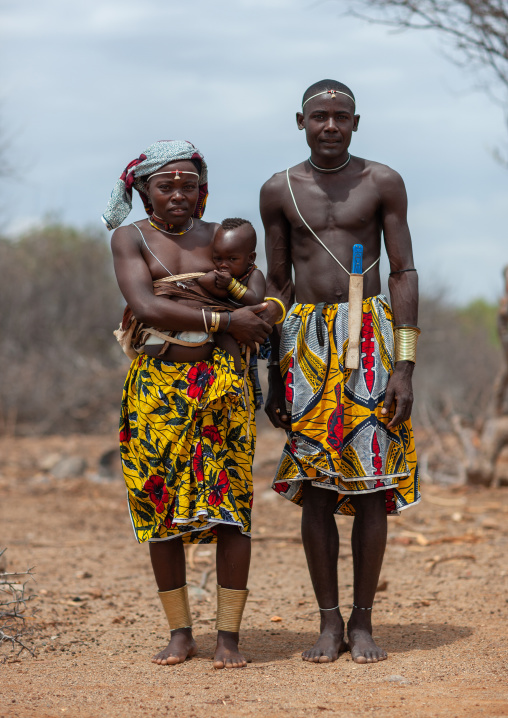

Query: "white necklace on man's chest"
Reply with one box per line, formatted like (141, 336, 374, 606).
(286, 168, 380, 277)
(308, 154, 351, 173)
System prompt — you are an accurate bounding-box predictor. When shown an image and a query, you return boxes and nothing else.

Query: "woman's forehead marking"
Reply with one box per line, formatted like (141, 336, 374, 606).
(148, 170, 200, 181)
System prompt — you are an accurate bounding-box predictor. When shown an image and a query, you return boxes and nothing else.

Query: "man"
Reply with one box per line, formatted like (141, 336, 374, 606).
(260, 80, 420, 664)
(106, 140, 272, 669)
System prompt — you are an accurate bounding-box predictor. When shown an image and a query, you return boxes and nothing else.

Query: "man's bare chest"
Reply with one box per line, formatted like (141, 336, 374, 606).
(284, 176, 381, 236)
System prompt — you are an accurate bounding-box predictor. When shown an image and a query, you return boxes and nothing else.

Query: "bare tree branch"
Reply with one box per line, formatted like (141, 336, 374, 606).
(349, 0, 508, 93)
(0, 549, 37, 662)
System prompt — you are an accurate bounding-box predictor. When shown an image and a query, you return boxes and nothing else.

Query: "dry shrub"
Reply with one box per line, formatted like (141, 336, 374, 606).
(0, 222, 127, 435)
(0, 548, 37, 662)
(0, 223, 501, 436)
(414, 294, 501, 430)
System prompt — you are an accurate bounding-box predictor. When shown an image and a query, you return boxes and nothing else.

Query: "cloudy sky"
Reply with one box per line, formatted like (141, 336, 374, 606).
(1, 0, 506, 304)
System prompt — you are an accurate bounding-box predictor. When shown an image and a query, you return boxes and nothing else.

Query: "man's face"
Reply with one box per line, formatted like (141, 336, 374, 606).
(296, 95, 359, 159)
(147, 160, 200, 226)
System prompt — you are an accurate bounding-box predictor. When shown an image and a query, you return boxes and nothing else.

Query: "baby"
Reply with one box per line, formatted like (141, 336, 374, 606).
(198, 217, 266, 371)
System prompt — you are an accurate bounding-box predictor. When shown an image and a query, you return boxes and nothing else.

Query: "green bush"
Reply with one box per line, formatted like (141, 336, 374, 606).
(414, 294, 501, 428)
(0, 222, 127, 434)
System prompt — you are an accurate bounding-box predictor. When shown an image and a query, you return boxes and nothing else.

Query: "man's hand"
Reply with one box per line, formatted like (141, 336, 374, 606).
(381, 361, 414, 429)
(214, 269, 232, 289)
(265, 367, 291, 430)
(228, 304, 271, 349)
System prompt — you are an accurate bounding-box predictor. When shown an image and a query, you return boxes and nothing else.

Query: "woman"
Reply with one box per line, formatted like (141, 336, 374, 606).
(104, 140, 272, 669)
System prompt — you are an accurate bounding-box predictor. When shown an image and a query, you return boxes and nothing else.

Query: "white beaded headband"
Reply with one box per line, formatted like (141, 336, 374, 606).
(147, 170, 200, 181)
(302, 89, 356, 109)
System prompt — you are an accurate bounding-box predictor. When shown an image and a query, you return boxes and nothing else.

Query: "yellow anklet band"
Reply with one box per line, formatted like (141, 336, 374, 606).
(158, 585, 192, 630)
(216, 584, 249, 633)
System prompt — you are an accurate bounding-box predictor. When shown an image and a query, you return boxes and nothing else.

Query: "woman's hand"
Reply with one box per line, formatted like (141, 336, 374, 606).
(259, 299, 285, 327)
(228, 304, 271, 349)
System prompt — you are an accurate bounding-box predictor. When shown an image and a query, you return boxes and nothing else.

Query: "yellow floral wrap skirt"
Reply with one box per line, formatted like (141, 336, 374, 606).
(119, 350, 256, 543)
(273, 296, 420, 516)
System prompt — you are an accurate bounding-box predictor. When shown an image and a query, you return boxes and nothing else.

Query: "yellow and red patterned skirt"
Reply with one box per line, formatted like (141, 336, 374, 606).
(119, 349, 255, 543)
(273, 296, 419, 516)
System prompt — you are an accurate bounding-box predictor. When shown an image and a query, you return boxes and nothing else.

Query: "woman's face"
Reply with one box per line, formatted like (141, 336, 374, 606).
(147, 160, 200, 227)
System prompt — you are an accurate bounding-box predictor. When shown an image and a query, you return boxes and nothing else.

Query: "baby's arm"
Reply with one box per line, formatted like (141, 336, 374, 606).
(234, 269, 266, 306)
(213, 268, 266, 305)
(196, 270, 229, 298)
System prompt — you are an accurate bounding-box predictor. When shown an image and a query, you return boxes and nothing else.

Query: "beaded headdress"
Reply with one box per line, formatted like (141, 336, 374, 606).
(302, 88, 356, 110)
(101, 140, 208, 230)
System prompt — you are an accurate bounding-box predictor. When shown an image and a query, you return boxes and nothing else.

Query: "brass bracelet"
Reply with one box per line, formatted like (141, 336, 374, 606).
(394, 325, 421, 363)
(264, 296, 286, 325)
(230, 282, 248, 300)
(210, 311, 221, 333)
(228, 278, 248, 300)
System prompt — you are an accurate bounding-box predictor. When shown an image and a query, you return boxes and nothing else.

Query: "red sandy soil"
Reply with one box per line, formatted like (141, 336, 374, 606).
(1, 431, 507, 718)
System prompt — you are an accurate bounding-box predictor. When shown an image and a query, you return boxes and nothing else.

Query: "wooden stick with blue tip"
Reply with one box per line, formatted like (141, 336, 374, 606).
(345, 244, 364, 369)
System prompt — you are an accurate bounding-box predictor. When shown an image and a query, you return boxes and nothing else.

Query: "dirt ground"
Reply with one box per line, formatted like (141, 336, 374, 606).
(1, 429, 508, 718)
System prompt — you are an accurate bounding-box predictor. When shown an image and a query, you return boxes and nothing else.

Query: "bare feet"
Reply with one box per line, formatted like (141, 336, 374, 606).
(302, 610, 347, 663)
(151, 627, 197, 666)
(213, 631, 247, 669)
(347, 615, 387, 664)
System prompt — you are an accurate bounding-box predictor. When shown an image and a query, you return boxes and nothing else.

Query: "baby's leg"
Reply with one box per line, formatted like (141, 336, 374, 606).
(215, 334, 242, 373)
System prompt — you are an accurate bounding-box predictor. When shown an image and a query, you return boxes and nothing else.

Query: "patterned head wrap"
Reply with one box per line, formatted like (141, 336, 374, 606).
(101, 140, 208, 231)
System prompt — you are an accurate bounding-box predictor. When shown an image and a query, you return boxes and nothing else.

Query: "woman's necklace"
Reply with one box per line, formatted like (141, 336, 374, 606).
(149, 215, 194, 236)
(308, 153, 351, 173)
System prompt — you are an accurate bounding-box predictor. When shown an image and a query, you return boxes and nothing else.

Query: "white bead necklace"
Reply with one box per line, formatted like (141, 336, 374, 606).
(308, 153, 351, 173)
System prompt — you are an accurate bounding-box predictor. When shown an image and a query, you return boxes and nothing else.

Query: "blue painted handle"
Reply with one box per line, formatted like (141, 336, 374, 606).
(351, 244, 363, 274)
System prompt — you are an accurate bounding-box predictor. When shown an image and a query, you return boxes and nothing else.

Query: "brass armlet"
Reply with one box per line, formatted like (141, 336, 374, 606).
(394, 325, 421, 364)
(158, 585, 192, 630)
(228, 278, 248, 300)
(216, 584, 249, 633)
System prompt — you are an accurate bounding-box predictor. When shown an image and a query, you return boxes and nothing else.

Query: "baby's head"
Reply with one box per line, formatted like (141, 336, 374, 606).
(213, 218, 256, 278)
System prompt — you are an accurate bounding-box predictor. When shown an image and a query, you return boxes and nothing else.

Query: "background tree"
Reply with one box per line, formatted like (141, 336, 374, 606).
(350, 0, 508, 99)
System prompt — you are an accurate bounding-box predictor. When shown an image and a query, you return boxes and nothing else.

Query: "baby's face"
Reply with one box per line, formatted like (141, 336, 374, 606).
(213, 227, 255, 278)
